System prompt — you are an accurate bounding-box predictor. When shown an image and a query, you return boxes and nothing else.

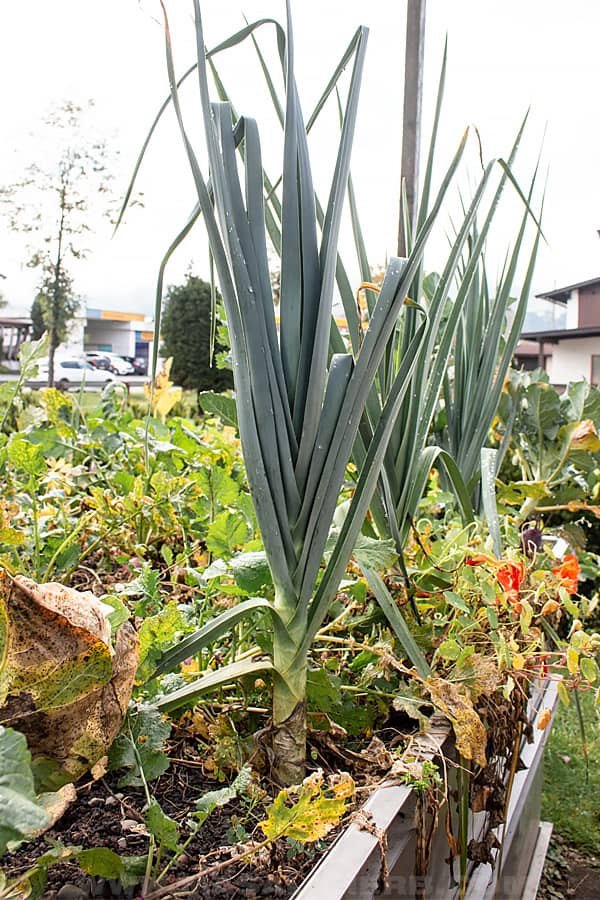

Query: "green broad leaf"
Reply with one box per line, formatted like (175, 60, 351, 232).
(486, 607, 499, 629)
(77, 846, 130, 879)
(559, 587, 580, 618)
(237, 492, 258, 531)
(7, 435, 45, 477)
(306, 667, 374, 735)
(443, 591, 471, 614)
(101, 595, 131, 635)
(352, 534, 397, 571)
(145, 798, 180, 851)
(199, 391, 238, 429)
(0, 383, 17, 408)
(116, 854, 150, 889)
(345, 578, 367, 603)
(563, 380, 589, 421)
(519, 598, 533, 635)
(136, 601, 185, 684)
(197, 466, 240, 509)
(580, 656, 598, 684)
(19, 335, 49, 372)
(0, 726, 50, 855)
(481, 580, 497, 606)
(194, 765, 252, 827)
(108, 704, 171, 787)
(524, 381, 562, 440)
(438, 639, 462, 661)
(455, 645, 476, 667)
(112, 471, 135, 493)
(78, 849, 148, 890)
(571, 630, 590, 650)
(161, 544, 174, 567)
(306, 667, 342, 712)
(392, 691, 431, 727)
(498, 480, 551, 505)
(0, 527, 24, 547)
(206, 511, 249, 557)
(557, 681, 570, 706)
(230, 551, 273, 593)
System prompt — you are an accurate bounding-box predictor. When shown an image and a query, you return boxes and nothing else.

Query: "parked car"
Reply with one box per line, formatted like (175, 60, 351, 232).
(85, 352, 134, 375)
(29, 359, 120, 391)
(85, 352, 113, 371)
(122, 356, 148, 376)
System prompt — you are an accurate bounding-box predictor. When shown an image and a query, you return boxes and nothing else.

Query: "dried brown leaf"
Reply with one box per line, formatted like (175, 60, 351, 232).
(0, 571, 139, 787)
(425, 677, 487, 767)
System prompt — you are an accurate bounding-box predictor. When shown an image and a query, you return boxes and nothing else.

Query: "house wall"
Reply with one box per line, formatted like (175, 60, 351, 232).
(578, 283, 600, 327)
(547, 335, 600, 384)
(84, 320, 136, 356)
(566, 289, 579, 328)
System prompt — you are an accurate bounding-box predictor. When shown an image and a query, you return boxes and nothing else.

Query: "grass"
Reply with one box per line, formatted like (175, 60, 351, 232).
(542, 687, 600, 852)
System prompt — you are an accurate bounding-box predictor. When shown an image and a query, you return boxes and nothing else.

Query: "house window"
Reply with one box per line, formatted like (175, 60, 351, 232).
(591, 355, 600, 386)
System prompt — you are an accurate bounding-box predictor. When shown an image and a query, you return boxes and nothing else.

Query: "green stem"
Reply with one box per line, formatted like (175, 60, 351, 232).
(30, 479, 41, 579)
(573, 688, 590, 785)
(271, 586, 308, 785)
(129, 724, 156, 893)
(157, 830, 196, 883)
(457, 755, 470, 900)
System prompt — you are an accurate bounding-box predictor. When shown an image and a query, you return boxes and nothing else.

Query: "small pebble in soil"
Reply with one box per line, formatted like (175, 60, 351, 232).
(104, 796, 119, 807)
(57, 885, 87, 900)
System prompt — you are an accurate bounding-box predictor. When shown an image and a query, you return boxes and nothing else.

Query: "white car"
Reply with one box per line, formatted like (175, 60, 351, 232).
(29, 358, 121, 391)
(85, 352, 135, 375)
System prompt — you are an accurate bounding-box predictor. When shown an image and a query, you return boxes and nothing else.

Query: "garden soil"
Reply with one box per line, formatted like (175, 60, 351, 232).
(3, 754, 324, 899)
(539, 834, 600, 900)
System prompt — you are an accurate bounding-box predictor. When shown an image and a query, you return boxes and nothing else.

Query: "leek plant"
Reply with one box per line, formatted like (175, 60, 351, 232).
(248, 43, 542, 630)
(348, 115, 543, 578)
(144, 0, 471, 784)
(434, 202, 542, 494)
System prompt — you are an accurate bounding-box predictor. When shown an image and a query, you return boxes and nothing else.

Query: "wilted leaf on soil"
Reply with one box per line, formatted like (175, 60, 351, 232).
(425, 677, 487, 767)
(456, 654, 501, 699)
(259, 770, 355, 843)
(0, 572, 139, 789)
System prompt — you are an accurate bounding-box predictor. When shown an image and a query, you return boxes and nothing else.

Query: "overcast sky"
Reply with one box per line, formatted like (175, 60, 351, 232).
(1, 1, 599, 318)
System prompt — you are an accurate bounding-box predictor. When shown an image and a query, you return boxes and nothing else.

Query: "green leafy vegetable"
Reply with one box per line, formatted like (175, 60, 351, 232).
(108, 704, 171, 787)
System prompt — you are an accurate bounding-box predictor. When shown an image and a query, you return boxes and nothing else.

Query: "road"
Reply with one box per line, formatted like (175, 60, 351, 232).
(0, 373, 150, 392)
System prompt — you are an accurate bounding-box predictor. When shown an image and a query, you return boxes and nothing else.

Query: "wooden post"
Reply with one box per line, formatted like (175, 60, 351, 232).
(397, 0, 427, 258)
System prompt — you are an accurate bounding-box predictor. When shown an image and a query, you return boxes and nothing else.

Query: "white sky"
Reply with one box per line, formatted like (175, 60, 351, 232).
(1, 1, 599, 318)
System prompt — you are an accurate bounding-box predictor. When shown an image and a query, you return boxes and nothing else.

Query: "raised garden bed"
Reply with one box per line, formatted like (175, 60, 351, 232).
(293, 678, 558, 900)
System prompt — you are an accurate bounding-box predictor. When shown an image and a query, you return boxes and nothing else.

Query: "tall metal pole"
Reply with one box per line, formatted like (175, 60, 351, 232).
(397, 0, 427, 258)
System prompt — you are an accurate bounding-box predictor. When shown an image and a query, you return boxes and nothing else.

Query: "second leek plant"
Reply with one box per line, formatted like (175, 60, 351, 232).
(152, 0, 463, 784)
